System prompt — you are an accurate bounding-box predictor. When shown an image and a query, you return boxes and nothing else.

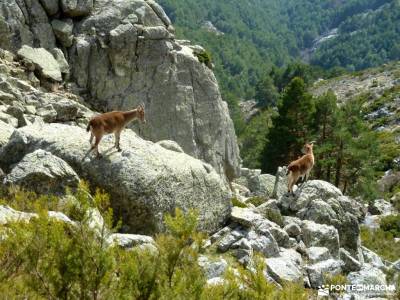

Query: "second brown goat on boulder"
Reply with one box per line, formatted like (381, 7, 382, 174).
(287, 142, 315, 194)
(86, 104, 146, 157)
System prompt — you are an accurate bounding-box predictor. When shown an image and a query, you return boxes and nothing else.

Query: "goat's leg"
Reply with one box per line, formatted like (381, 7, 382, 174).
(114, 131, 122, 152)
(289, 171, 300, 195)
(89, 132, 94, 146)
(305, 170, 311, 182)
(287, 172, 294, 194)
(93, 135, 103, 158)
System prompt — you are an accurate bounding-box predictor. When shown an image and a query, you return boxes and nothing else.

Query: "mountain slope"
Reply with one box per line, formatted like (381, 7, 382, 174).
(158, 0, 397, 98)
(311, 62, 400, 132)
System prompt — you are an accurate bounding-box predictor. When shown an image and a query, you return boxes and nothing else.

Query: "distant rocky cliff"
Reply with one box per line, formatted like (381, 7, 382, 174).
(0, 0, 240, 179)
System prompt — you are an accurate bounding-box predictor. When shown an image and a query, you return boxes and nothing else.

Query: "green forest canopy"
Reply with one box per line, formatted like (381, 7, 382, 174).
(159, 0, 397, 99)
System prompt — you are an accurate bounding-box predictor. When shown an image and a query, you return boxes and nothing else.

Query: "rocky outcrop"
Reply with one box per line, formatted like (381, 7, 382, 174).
(0, 120, 14, 147)
(198, 255, 228, 283)
(0, 48, 92, 129)
(278, 180, 366, 256)
(0, 123, 232, 234)
(4, 149, 80, 194)
(347, 264, 388, 298)
(265, 256, 302, 283)
(0, 0, 240, 180)
(368, 198, 395, 215)
(61, 0, 93, 17)
(203, 178, 392, 290)
(301, 220, 340, 257)
(17, 45, 62, 82)
(378, 170, 400, 193)
(233, 167, 287, 200)
(0, 205, 74, 225)
(306, 259, 343, 288)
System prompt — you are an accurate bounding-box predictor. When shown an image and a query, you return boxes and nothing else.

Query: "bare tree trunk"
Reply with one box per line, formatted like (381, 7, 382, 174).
(335, 140, 343, 187)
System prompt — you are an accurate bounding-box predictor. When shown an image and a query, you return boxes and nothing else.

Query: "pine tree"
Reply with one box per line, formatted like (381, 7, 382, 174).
(261, 77, 315, 174)
(312, 90, 339, 181)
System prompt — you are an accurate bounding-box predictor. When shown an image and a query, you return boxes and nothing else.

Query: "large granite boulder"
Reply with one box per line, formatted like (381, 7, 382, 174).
(233, 167, 287, 198)
(0, 0, 240, 180)
(4, 149, 80, 194)
(0, 123, 232, 234)
(51, 19, 74, 48)
(17, 46, 62, 82)
(0, 205, 74, 225)
(301, 220, 340, 257)
(265, 256, 303, 283)
(278, 180, 365, 256)
(339, 248, 362, 273)
(61, 0, 93, 17)
(198, 255, 228, 280)
(378, 170, 400, 193)
(368, 198, 395, 215)
(347, 264, 388, 298)
(0, 120, 14, 147)
(306, 247, 331, 264)
(0, 205, 36, 224)
(306, 259, 343, 288)
(39, 0, 60, 16)
(0, 0, 56, 51)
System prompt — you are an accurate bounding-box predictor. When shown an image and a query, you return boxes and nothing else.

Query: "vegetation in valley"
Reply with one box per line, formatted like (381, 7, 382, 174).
(159, 0, 397, 100)
(0, 184, 312, 299)
(360, 226, 400, 262)
(236, 61, 400, 200)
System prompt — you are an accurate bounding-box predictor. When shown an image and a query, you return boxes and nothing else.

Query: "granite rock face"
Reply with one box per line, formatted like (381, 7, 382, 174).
(278, 180, 366, 256)
(0, 123, 232, 234)
(17, 46, 62, 82)
(0, 0, 241, 180)
(4, 149, 80, 194)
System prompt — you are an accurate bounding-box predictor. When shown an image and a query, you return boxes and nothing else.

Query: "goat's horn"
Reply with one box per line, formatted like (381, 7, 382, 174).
(309, 141, 316, 144)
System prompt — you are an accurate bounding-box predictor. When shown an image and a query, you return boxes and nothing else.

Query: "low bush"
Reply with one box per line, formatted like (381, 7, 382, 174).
(246, 196, 267, 207)
(360, 226, 400, 262)
(195, 51, 212, 69)
(380, 214, 400, 238)
(231, 197, 247, 208)
(264, 209, 284, 227)
(0, 183, 311, 299)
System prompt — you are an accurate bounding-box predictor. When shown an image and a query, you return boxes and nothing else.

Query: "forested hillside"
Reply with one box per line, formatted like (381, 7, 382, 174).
(158, 0, 397, 99)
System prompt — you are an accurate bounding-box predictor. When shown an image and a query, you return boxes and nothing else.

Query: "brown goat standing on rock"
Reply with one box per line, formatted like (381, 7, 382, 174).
(287, 142, 315, 194)
(86, 104, 146, 158)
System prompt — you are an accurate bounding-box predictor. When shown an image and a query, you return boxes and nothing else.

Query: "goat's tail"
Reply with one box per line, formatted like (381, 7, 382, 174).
(86, 121, 92, 132)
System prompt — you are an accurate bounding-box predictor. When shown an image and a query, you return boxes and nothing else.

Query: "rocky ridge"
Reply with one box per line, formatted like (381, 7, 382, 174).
(311, 62, 400, 134)
(205, 171, 399, 298)
(0, 0, 241, 234)
(0, 0, 240, 180)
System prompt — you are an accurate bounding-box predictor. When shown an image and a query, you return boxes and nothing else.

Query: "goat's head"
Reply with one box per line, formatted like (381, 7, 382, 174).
(137, 103, 146, 123)
(302, 141, 315, 154)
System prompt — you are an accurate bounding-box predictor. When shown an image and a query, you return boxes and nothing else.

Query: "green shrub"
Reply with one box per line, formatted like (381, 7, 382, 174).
(231, 197, 247, 208)
(247, 196, 267, 207)
(195, 51, 212, 68)
(324, 273, 347, 287)
(360, 226, 400, 262)
(0, 185, 311, 299)
(204, 254, 310, 300)
(264, 209, 284, 227)
(380, 215, 400, 238)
